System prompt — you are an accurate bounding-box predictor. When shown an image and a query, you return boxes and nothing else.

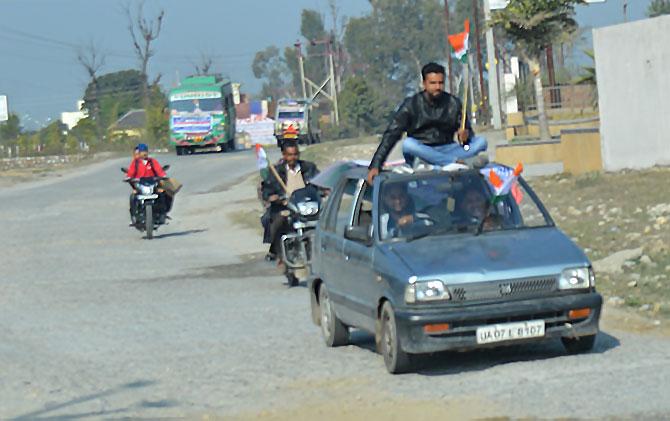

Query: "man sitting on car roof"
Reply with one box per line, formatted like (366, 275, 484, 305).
(367, 62, 487, 185)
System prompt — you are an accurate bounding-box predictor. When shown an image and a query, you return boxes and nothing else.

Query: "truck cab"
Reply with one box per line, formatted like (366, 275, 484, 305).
(274, 98, 320, 146)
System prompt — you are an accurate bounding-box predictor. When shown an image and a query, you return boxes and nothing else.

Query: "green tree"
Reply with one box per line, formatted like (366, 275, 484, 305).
(647, 0, 670, 17)
(492, 0, 585, 140)
(83, 69, 144, 129)
(41, 121, 66, 155)
(339, 76, 383, 136)
(252, 45, 292, 101)
(0, 113, 21, 144)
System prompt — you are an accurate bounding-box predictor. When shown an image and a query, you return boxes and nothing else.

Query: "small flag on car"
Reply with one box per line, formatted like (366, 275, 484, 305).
(481, 163, 523, 203)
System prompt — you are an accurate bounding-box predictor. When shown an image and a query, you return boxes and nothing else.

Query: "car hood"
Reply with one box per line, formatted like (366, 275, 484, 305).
(383, 227, 589, 284)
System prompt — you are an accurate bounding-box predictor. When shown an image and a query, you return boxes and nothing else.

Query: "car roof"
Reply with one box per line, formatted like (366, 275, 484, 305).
(311, 160, 508, 190)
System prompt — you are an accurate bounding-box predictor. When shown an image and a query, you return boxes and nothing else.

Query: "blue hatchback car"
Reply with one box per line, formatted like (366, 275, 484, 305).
(307, 162, 602, 373)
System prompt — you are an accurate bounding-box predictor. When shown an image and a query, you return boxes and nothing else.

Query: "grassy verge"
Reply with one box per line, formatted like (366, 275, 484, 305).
(531, 169, 670, 319)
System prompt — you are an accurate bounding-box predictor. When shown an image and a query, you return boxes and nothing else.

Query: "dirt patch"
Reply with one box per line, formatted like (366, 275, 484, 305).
(300, 136, 379, 168)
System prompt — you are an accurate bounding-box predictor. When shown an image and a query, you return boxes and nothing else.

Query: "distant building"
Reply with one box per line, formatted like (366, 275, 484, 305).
(109, 109, 146, 138)
(60, 100, 88, 130)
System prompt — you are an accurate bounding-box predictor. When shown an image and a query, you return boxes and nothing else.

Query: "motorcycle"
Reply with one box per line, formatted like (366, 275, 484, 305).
(280, 184, 322, 287)
(121, 165, 170, 240)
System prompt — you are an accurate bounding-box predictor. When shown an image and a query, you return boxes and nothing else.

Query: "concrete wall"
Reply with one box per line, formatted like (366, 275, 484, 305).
(594, 16, 670, 170)
(494, 129, 603, 176)
(561, 129, 603, 175)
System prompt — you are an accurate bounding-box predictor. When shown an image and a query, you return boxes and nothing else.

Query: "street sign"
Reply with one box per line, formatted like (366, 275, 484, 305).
(0, 95, 7, 122)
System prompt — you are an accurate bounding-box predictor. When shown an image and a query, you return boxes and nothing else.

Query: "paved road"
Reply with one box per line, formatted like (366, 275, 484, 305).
(1, 151, 669, 420)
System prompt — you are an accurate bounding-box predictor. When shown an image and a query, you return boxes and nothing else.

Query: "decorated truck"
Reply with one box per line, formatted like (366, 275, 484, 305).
(168, 75, 236, 155)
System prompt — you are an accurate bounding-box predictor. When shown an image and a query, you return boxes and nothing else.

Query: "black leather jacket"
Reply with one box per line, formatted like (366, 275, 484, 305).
(369, 91, 473, 169)
(261, 160, 319, 202)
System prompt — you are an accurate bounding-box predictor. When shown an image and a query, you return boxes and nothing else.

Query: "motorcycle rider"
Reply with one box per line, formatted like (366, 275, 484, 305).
(262, 140, 319, 265)
(125, 143, 171, 224)
(367, 62, 488, 185)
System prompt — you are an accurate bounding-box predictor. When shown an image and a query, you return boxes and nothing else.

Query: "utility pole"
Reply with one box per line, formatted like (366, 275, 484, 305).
(472, 0, 487, 120)
(443, 0, 454, 93)
(294, 40, 307, 98)
(623, 0, 628, 22)
(297, 38, 340, 126)
(483, 0, 502, 129)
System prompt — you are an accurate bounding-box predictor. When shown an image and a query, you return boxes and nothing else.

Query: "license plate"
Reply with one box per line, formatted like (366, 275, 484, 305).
(283, 133, 297, 139)
(476, 320, 545, 345)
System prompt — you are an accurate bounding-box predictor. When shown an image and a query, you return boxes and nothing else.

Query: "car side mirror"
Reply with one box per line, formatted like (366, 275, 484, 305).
(163, 164, 171, 171)
(344, 224, 373, 246)
(121, 167, 128, 173)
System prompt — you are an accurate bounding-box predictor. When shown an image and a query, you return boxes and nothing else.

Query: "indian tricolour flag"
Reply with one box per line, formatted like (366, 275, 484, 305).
(481, 163, 524, 203)
(448, 19, 470, 63)
(255, 143, 270, 180)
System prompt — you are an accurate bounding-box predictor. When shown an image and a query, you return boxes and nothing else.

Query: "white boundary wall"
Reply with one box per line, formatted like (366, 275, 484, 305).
(594, 15, 670, 171)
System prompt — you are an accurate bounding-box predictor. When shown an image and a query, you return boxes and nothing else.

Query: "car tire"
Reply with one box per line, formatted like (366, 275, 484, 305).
(561, 334, 596, 354)
(318, 284, 348, 347)
(380, 302, 412, 374)
(176, 146, 183, 156)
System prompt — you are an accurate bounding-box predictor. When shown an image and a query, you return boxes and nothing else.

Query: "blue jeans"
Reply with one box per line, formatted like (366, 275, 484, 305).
(402, 136, 488, 166)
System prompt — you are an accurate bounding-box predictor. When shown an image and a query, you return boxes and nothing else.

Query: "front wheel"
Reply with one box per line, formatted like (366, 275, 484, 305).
(318, 284, 348, 347)
(380, 302, 412, 374)
(562, 334, 596, 354)
(145, 203, 153, 239)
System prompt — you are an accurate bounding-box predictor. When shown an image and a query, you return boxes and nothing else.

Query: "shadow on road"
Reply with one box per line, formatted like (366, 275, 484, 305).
(10, 380, 165, 421)
(152, 228, 208, 239)
(346, 330, 620, 376)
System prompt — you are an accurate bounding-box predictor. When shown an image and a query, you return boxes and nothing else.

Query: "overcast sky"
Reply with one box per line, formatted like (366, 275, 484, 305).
(0, 0, 655, 129)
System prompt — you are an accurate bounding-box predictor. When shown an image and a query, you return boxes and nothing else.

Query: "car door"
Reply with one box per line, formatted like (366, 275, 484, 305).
(341, 183, 378, 332)
(316, 178, 361, 322)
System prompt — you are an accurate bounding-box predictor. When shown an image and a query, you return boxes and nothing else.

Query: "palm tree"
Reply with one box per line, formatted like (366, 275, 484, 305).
(492, 0, 585, 140)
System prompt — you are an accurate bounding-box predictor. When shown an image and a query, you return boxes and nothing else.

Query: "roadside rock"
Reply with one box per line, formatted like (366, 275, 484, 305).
(640, 255, 656, 267)
(593, 247, 644, 274)
(639, 304, 651, 312)
(627, 280, 638, 287)
(568, 206, 582, 216)
(648, 203, 670, 218)
(607, 296, 625, 306)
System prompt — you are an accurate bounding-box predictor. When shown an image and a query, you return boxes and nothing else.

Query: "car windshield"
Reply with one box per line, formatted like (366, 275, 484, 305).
(278, 111, 304, 119)
(170, 98, 223, 113)
(378, 170, 551, 241)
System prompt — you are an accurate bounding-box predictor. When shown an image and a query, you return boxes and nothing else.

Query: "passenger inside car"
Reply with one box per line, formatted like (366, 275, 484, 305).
(380, 182, 433, 239)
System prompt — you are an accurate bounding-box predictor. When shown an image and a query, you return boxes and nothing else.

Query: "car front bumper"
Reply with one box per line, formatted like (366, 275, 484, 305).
(394, 292, 602, 354)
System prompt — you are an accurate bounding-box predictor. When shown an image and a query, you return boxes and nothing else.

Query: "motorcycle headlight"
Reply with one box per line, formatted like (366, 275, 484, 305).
(405, 279, 451, 304)
(558, 267, 592, 290)
(297, 201, 319, 216)
(139, 184, 154, 195)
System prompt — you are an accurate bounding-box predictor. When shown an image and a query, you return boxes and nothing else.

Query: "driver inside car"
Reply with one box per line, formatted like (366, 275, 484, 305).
(380, 182, 432, 239)
(457, 188, 502, 231)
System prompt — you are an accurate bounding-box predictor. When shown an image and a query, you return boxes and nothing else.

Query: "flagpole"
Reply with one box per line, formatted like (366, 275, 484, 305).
(268, 163, 288, 193)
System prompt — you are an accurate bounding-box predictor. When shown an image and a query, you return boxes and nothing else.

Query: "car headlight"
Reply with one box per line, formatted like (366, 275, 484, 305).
(405, 279, 451, 303)
(297, 201, 319, 216)
(558, 267, 593, 290)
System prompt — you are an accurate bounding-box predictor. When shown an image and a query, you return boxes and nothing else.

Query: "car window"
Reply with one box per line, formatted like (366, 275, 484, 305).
(378, 171, 551, 241)
(352, 184, 373, 228)
(333, 179, 359, 236)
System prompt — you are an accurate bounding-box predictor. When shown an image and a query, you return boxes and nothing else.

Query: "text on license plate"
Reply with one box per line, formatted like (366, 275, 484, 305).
(476, 320, 545, 345)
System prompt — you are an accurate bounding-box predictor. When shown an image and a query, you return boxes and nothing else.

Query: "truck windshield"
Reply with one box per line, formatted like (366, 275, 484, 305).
(170, 98, 223, 113)
(378, 171, 551, 241)
(278, 111, 304, 119)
